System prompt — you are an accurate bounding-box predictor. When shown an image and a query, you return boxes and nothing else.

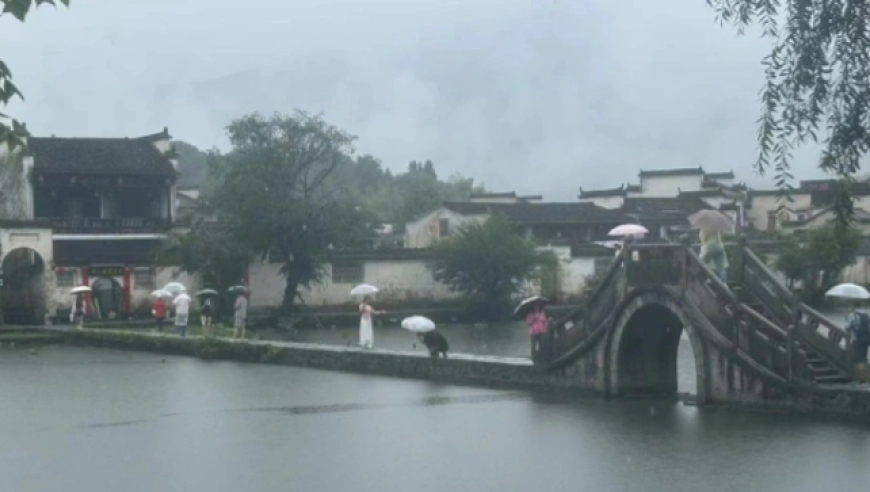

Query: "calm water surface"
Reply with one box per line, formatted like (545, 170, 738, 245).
(1, 345, 868, 492)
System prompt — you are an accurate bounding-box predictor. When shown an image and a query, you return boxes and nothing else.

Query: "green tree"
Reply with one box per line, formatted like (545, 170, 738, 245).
(429, 216, 552, 320)
(707, 0, 869, 225)
(774, 223, 861, 304)
(0, 0, 69, 149)
(210, 111, 370, 313)
(157, 221, 251, 316)
(774, 239, 805, 289)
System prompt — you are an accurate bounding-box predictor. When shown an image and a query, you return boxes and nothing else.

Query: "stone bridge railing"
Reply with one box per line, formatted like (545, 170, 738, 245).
(536, 240, 853, 387)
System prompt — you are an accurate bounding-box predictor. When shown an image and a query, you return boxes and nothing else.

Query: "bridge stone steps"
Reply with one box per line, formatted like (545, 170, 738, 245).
(735, 288, 852, 385)
(541, 242, 857, 398)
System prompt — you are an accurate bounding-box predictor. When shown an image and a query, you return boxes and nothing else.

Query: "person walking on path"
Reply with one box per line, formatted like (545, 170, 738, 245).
(233, 292, 248, 340)
(418, 329, 450, 358)
(152, 297, 167, 333)
(699, 229, 729, 282)
(200, 298, 214, 337)
(846, 304, 870, 384)
(358, 295, 385, 349)
(173, 294, 191, 337)
(72, 294, 86, 330)
(526, 301, 549, 363)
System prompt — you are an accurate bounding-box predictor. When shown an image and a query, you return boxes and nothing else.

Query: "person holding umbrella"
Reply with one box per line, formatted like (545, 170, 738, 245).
(419, 330, 449, 358)
(827, 283, 870, 384)
(846, 303, 870, 384)
(350, 285, 383, 349)
(359, 295, 386, 349)
(196, 289, 219, 337)
(517, 297, 549, 363)
(173, 292, 192, 337)
(232, 288, 249, 340)
(699, 228, 729, 282)
(688, 210, 734, 283)
(69, 286, 92, 330)
(201, 298, 215, 336)
(402, 316, 449, 358)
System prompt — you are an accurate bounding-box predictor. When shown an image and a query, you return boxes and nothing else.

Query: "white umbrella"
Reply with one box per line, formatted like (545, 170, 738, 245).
(825, 283, 870, 300)
(608, 224, 648, 237)
(350, 284, 379, 296)
(228, 285, 248, 293)
(515, 296, 549, 317)
(688, 210, 735, 233)
(69, 286, 91, 295)
(163, 282, 187, 295)
(195, 289, 219, 297)
(401, 315, 435, 333)
(150, 289, 173, 299)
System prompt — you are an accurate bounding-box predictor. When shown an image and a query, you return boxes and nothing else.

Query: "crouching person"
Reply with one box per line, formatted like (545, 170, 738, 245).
(419, 330, 449, 358)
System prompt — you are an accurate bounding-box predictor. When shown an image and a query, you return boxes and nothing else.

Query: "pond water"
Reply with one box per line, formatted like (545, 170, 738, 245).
(0, 345, 868, 492)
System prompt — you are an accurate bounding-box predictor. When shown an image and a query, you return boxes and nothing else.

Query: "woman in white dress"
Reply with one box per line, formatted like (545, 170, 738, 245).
(359, 295, 385, 349)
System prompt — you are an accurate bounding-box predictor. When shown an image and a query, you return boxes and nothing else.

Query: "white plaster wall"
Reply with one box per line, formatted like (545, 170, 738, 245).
(469, 196, 519, 204)
(641, 175, 703, 197)
(22, 156, 34, 219)
(843, 257, 870, 285)
(1, 228, 54, 266)
(555, 252, 597, 298)
(747, 193, 812, 231)
(577, 196, 624, 209)
(151, 138, 172, 154)
(178, 188, 200, 200)
(247, 259, 458, 308)
(708, 176, 735, 186)
(404, 208, 487, 248)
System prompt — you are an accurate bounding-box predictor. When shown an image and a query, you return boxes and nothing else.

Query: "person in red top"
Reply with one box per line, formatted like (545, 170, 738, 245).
(153, 297, 167, 333)
(526, 301, 549, 363)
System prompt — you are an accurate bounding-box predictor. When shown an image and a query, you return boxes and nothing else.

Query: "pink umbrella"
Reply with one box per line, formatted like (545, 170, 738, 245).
(608, 224, 648, 237)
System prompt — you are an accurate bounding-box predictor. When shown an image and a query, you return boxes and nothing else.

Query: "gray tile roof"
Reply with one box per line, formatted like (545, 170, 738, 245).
(442, 201, 628, 223)
(28, 131, 176, 176)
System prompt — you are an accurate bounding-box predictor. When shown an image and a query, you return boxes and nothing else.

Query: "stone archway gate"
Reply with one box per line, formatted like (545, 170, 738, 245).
(0, 223, 56, 324)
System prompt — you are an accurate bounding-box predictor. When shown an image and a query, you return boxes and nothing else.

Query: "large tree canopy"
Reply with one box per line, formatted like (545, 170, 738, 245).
(708, 0, 870, 224)
(210, 111, 370, 312)
(0, 0, 69, 149)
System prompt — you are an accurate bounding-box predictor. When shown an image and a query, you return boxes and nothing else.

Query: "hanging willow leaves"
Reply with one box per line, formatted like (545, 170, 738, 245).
(706, 0, 870, 227)
(0, 0, 70, 150)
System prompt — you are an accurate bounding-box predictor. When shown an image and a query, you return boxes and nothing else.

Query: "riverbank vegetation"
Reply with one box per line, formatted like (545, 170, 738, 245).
(775, 224, 861, 306)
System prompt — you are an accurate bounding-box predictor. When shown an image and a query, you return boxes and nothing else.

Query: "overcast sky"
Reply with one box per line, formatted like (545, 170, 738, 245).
(1, 0, 830, 199)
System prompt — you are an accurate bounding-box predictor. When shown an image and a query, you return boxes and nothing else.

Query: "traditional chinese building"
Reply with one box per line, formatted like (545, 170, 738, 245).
(0, 128, 185, 323)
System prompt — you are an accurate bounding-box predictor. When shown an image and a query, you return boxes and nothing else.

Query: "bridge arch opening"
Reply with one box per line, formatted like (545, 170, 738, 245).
(614, 303, 699, 398)
(1, 247, 46, 325)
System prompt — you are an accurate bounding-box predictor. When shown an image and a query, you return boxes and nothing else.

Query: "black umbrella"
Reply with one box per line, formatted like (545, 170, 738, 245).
(514, 296, 549, 318)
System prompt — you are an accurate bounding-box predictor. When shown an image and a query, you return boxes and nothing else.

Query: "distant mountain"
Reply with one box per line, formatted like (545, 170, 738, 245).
(173, 141, 209, 188)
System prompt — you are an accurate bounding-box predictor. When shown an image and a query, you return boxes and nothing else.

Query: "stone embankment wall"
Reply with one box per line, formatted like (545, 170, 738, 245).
(58, 329, 870, 424)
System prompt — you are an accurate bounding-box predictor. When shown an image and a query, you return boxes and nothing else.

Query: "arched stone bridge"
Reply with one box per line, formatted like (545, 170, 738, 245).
(535, 241, 861, 412)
